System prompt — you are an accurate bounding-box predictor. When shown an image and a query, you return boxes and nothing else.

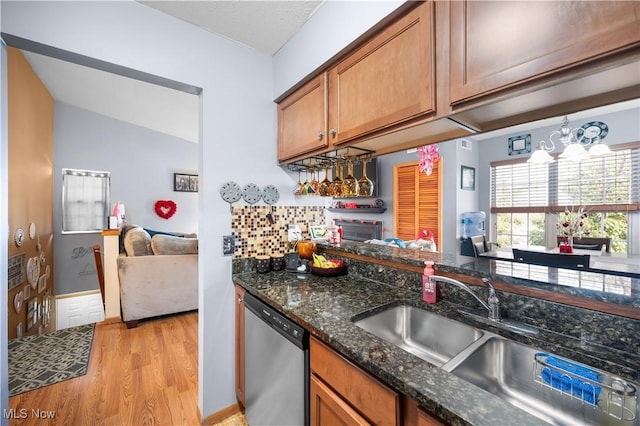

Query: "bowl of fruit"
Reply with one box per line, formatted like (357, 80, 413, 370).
(309, 254, 347, 277)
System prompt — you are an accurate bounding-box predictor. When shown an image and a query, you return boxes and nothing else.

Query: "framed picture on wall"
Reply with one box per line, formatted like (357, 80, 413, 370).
(461, 166, 475, 191)
(174, 173, 199, 192)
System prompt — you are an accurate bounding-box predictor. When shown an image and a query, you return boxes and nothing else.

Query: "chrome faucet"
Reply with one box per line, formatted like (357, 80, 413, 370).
(428, 276, 500, 321)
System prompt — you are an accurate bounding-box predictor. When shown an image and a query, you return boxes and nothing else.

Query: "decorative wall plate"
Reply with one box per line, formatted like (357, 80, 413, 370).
(29, 222, 36, 239)
(262, 185, 280, 205)
(220, 181, 241, 203)
(14, 291, 23, 314)
(577, 121, 608, 144)
(14, 228, 24, 247)
(27, 257, 40, 289)
(242, 183, 262, 204)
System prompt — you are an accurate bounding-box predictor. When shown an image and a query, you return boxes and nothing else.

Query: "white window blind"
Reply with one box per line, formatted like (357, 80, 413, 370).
(62, 169, 111, 233)
(491, 144, 640, 213)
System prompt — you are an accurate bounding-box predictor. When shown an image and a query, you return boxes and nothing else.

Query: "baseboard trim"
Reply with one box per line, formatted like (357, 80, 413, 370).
(201, 402, 243, 425)
(102, 316, 121, 325)
(55, 289, 101, 300)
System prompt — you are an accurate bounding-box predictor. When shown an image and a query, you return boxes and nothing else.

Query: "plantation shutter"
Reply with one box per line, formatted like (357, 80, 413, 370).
(394, 160, 441, 245)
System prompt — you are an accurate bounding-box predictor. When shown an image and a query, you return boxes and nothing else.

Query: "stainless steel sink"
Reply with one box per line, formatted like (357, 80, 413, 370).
(353, 305, 483, 367)
(447, 337, 639, 426)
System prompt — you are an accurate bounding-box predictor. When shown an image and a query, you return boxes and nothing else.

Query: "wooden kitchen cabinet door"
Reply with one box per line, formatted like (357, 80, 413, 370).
(234, 285, 246, 406)
(328, 1, 435, 145)
(311, 374, 372, 426)
(449, 1, 640, 105)
(278, 73, 328, 161)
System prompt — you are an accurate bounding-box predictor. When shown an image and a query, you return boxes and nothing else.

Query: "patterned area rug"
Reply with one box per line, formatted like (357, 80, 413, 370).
(8, 324, 95, 396)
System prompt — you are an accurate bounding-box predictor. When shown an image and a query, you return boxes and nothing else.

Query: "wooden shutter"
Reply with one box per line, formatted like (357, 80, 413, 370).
(393, 160, 441, 246)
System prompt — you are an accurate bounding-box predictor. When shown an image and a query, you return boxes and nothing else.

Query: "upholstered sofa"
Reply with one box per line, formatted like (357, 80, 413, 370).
(117, 226, 198, 328)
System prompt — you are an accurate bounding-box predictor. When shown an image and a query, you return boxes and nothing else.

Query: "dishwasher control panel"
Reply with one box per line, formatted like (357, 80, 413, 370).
(244, 292, 308, 347)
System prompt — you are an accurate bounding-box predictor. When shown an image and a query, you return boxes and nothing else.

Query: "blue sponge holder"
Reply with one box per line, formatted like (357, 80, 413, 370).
(534, 353, 637, 421)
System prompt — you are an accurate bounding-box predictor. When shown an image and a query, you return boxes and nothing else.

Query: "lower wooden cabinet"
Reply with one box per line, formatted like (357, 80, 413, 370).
(311, 374, 371, 426)
(234, 285, 245, 406)
(310, 336, 400, 426)
(401, 396, 446, 426)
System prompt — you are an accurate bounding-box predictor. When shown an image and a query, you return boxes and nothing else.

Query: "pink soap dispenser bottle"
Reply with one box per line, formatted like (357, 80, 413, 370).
(422, 261, 437, 304)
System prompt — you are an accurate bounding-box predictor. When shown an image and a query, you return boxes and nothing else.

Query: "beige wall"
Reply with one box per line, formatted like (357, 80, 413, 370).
(7, 48, 55, 338)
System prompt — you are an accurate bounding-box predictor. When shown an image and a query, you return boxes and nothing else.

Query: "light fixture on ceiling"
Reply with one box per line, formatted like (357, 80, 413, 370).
(527, 115, 612, 164)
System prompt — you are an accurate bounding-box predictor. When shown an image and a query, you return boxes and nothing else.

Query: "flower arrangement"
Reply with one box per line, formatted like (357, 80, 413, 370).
(416, 144, 440, 176)
(556, 206, 589, 243)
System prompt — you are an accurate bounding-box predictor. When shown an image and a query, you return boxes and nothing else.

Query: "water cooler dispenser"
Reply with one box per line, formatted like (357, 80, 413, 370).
(460, 211, 486, 256)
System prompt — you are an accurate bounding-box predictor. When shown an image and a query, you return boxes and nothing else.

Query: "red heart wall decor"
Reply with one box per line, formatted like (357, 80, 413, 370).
(154, 200, 177, 219)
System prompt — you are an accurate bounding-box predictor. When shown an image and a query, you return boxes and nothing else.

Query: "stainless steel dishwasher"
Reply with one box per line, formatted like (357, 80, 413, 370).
(244, 292, 309, 426)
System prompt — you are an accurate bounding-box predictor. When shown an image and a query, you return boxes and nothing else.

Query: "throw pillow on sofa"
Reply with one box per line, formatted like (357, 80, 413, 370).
(151, 234, 198, 255)
(123, 227, 153, 256)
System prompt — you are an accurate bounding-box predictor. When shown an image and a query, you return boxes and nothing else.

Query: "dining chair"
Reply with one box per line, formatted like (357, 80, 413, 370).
(470, 235, 497, 257)
(556, 236, 611, 253)
(512, 248, 590, 269)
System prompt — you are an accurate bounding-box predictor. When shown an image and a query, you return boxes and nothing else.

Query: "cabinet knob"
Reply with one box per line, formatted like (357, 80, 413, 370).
(330, 128, 337, 137)
(317, 131, 324, 140)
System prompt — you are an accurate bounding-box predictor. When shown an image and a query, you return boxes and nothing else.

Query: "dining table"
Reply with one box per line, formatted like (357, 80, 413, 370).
(479, 246, 640, 278)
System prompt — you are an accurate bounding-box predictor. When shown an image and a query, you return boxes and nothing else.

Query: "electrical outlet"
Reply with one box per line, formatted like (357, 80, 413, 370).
(223, 235, 235, 255)
(287, 224, 303, 242)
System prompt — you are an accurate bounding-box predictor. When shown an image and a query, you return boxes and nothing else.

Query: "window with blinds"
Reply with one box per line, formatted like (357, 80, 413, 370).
(491, 144, 640, 213)
(62, 169, 111, 233)
(491, 143, 639, 253)
(393, 160, 441, 245)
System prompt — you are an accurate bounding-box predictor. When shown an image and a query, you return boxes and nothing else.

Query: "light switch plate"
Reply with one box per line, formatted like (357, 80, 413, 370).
(223, 235, 235, 255)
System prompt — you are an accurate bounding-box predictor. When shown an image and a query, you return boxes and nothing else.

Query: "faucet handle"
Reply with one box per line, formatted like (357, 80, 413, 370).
(482, 278, 500, 320)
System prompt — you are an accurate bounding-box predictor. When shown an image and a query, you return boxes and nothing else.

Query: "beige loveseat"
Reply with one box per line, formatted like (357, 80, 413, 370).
(117, 226, 198, 328)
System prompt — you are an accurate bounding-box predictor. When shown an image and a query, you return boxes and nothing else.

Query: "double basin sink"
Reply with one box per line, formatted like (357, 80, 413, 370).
(354, 305, 638, 425)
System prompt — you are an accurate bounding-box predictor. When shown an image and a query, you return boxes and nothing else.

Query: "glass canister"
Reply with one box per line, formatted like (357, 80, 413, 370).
(327, 225, 342, 247)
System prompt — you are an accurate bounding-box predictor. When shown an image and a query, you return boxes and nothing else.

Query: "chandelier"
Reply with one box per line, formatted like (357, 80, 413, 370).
(527, 116, 612, 164)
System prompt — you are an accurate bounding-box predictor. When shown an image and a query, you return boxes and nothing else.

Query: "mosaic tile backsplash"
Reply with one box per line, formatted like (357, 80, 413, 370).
(231, 206, 325, 259)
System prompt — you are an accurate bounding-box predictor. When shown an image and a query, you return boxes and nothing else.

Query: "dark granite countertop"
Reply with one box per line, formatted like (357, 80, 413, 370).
(232, 268, 640, 426)
(329, 241, 640, 309)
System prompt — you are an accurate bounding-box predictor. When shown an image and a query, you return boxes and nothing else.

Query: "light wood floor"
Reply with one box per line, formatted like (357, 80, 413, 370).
(8, 312, 200, 425)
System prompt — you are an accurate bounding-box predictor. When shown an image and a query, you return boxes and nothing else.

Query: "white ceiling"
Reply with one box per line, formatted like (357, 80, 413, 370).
(138, 0, 325, 56)
(22, 1, 325, 143)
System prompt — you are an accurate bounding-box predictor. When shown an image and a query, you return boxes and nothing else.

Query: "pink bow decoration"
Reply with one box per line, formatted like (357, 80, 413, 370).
(416, 228, 435, 241)
(417, 144, 441, 176)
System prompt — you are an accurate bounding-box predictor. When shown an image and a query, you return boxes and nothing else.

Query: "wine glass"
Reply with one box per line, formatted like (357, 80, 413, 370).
(294, 171, 303, 196)
(330, 161, 343, 197)
(357, 159, 374, 197)
(342, 159, 358, 197)
(310, 169, 320, 194)
(318, 165, 332, 196)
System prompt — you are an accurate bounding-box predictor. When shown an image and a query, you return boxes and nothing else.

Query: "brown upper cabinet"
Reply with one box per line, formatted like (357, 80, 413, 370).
(277, 1, 435, 162)
(449, 1, 640, 105)
(278, 73, 329, 161)
(328, 1, 435, 146)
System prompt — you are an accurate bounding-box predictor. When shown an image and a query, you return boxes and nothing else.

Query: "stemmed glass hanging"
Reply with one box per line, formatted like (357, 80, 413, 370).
(330, 161, 343, 197)
(294, 171, 303, 196)
(318, 165, 332, 197)
(310, 169, 320, 194)
(357, 159, 374, 197)
(342, 159, 358, 197)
